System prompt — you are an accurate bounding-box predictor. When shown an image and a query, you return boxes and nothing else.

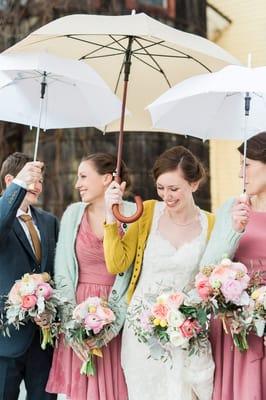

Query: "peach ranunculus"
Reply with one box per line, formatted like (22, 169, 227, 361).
(167, 293, 184, 309)
(21, 294, 38, 309)
(209, 265, 235, 284)
(180, 319, 202, 339)
(151, 302, 169, 320)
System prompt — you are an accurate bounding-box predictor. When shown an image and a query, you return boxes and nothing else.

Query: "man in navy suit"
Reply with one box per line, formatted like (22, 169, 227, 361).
(0, 152, 58, 400)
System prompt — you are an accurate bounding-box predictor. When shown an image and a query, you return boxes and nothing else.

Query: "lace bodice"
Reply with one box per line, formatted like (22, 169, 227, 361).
(134, 201, 208, 296)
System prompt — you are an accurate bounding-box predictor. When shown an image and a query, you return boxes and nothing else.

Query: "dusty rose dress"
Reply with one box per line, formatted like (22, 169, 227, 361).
(210, 211, 266, 400)
(46, 212, 128, 400)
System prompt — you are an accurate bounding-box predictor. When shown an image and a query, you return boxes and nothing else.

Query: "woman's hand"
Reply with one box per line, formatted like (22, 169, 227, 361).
(104, 181, 126, 224)
(264, 336, 266, 346)
(231, 194, 251, 233)
(34, 312, 51, 328)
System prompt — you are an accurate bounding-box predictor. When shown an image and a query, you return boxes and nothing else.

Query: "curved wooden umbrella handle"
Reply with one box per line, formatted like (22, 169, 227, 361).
(112, 195, 144, 223)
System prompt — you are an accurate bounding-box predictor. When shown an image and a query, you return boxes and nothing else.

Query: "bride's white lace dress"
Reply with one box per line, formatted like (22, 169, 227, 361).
(121, 202, 214, 400)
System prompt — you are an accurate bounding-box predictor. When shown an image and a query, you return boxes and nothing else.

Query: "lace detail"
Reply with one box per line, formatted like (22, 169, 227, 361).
(121, 202, 214, 400)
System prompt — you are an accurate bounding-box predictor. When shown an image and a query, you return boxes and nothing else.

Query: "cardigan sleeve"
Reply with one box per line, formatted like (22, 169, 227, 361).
(53, 205, 77, 304)
(103, 219, 139, 274)
(200, 198, 243, 267)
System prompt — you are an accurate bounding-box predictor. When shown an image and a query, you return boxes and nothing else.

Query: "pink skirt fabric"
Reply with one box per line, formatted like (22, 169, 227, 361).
(210, 318, 266, 400)
(46, 282, 128, 400)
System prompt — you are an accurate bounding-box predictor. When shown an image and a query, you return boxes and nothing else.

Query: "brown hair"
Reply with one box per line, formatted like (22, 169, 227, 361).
(152, 145, 206, 184)
(0, 152, 32, 191)
(238, 132, 266, 163)
(82, 153, 131, 189)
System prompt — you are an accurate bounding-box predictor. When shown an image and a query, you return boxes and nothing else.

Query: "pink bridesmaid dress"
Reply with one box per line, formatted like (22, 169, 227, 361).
(46, 212, 128, 400)
(210, 210, 266, 400)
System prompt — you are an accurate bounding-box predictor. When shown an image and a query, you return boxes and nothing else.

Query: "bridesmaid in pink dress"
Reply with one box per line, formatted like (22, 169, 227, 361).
(46, 153, 130, 400)
(210, 132, 266, 400)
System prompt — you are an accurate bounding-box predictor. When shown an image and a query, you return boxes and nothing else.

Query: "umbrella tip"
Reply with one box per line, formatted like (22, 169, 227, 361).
(131, 9, 136, 15)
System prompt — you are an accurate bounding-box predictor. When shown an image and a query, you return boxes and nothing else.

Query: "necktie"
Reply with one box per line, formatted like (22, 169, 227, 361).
(19, 214, 42, 265)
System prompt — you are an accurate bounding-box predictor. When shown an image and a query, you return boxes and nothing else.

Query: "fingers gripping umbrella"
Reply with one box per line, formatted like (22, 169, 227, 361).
(0, 51, 125, 160)
(6, 12, 240, 221)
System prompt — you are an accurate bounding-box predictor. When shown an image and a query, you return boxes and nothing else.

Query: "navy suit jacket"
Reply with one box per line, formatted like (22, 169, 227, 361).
(0, 183, 59, 358)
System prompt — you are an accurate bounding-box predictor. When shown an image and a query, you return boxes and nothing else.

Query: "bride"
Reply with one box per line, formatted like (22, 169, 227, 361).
(103, 145, 247, 400)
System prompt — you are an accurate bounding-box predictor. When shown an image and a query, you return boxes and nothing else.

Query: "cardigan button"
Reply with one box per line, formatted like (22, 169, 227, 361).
(112, 289, 117, 295)
(119, 272, 124, 276)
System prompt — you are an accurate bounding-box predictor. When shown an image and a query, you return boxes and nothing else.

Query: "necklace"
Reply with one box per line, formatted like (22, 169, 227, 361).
(165, 208, 199, 227)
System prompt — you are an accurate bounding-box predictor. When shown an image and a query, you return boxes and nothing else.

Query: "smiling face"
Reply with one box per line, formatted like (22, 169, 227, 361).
(156, 167, 199, 211)
(75, 160, 112, 203)
(240, 155, 266, 196)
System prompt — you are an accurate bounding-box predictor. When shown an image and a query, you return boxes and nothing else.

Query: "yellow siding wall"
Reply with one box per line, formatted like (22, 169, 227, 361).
(208, 0, 266, 211)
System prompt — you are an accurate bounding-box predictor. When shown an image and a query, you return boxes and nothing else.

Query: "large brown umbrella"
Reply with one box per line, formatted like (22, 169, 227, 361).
(6, 12, 240, 222)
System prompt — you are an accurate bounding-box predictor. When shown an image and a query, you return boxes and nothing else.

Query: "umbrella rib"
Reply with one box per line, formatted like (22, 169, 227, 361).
(131, 52, 167, 74)
(65, 35, 127, 59)
(132, 36, 212, 72)
(134, 37, 171, 88)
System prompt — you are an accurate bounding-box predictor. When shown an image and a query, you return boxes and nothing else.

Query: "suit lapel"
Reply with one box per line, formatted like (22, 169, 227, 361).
(32, 207, 48, 272)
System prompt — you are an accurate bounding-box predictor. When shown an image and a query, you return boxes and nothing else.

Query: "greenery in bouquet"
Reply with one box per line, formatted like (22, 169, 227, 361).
(4, 272, 72, 349)
(195, 258, 252, 351)
(127, 287, 209, 364)
(63, 296, 117, 376)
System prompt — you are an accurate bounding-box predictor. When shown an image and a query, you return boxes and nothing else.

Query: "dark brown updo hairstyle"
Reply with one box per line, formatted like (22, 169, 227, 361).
(82, 153, 131, 190)
(152, 145, 206, 185)
(238, 131, 266, 164)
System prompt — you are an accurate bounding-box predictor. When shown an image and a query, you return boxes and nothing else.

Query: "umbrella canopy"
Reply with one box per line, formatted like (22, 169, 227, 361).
(147, 64, 266, 192)
(5, 12, 239, 222)
(5, 12, 240, 133)
(0, 51, 124, 131)
(147, 65, 266, 140)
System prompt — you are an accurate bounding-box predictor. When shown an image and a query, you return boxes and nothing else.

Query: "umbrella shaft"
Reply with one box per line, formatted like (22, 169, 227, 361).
(115, 36, 134, 181)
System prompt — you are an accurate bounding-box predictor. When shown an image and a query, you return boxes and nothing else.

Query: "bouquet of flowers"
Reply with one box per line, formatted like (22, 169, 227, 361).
(127, 288, 209, 363)
(64, 296, 116, 376)
(249, 286, 266, 337)
(4, 272, 71, 349)
(195, 258, 251, 351)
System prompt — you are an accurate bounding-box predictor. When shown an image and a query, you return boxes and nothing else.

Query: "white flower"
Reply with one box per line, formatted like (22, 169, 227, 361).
(19, 281, 36, 296)
(167, 328, 188, 347)
(167, 310, 185, 328)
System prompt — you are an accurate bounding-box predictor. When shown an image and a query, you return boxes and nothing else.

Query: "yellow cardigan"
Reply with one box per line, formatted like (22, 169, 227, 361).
(104, 200, 215, 303)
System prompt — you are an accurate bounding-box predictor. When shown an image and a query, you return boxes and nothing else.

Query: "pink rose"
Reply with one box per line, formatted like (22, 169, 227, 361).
(8, 282, 22, 304)
(97, 306, 115, 323)
(36, 283, 53, 300)
(84, 313, 105, 334)
(167, 293, 184, 309)
(221, 279, 243, 304)
(21, 294, 38, 309)
(151, 303, 169, 320)
(195, 277, 213, 300)
(180, 319, 202, 339)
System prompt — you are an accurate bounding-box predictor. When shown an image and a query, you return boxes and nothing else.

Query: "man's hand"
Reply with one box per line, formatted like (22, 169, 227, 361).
(15, 161, 43, 189)
(34, 312, 51, 328)
(232, 194, 251, 233)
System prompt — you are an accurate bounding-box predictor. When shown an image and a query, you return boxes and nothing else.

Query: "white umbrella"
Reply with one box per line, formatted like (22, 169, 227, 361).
(0, 51, 125, 160)
(147, 64, 266, 190)
(4, 11, 240, 221)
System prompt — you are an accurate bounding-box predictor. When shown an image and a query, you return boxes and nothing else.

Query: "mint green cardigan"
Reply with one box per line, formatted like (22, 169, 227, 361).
(200, 198, 243, 266)
(54, 201, 136, 339)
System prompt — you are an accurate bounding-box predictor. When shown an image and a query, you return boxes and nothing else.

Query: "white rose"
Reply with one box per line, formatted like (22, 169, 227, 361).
(167, 310, 185, 328)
